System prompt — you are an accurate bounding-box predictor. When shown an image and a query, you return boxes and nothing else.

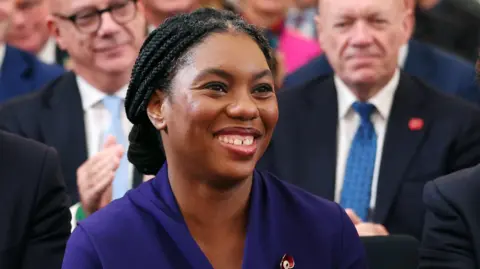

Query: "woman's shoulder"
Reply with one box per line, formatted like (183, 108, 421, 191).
(75, 182, 155, 242)
(78, 196, 139, 233)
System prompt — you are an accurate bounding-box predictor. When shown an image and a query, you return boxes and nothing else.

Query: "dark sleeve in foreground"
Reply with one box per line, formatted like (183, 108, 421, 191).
(418, 180, 476, 269)
(21, 148, 72, 269)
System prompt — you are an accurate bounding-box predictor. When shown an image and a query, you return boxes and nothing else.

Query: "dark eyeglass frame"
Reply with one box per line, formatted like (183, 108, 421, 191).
(53, 0, 138, 34)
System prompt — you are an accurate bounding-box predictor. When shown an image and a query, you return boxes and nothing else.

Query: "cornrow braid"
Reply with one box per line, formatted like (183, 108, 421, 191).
(125, 7, 274, 175)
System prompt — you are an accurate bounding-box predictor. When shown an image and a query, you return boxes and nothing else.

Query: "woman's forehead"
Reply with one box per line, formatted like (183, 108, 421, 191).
(188, 32, 270, 70)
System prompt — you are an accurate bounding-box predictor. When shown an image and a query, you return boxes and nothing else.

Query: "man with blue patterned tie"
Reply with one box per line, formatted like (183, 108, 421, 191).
(258, 0, 480, 239)
(0, 0, 148, 229)
(340, 102, 377, 221)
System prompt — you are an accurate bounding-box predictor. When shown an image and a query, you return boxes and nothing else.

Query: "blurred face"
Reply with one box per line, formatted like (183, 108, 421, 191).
(0, 0, 15, 42)
(140, 0, 199, 17)
(242, 0, 291, 15)
(6, 0, 50, 53)
(48, 0, 146, 75)
(151, 32, 278, 185)
(316, 0, 412, 89)
(294, 0, 317, 9)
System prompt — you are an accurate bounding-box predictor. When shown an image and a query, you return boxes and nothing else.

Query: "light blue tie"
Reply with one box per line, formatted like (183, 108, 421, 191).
(103, 95, 129, 200)
(340, 102, 377, 221)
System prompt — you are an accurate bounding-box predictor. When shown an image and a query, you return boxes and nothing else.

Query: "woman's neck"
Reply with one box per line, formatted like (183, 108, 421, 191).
(171, 173, 251, 228)
(168, 166, 252, 243)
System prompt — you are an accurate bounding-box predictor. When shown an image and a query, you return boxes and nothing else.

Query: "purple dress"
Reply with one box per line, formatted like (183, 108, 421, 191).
(62, 164, 367, 268)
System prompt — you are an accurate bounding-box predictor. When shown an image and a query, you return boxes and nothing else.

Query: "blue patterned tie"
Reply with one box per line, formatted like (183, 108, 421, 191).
(340, 102, 377, 221)
(103, 96, 129, 200)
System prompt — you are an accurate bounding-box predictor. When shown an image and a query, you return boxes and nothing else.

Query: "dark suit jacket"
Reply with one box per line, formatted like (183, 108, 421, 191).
(0, 130, 71, 269)
(419, 164, 480, 269)
(258, 72, 480, 240)
(0, 72, 143, 205)
(0, 45, 64, 103)
(361, 236, 419, 269)
(283, 40, 480, 105)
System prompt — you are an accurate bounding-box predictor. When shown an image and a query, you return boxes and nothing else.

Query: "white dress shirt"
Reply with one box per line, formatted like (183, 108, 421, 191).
(70, 76, 133, 230)
(398, 44, 408, 68)
(37, 38, 57, 65)
(148, 24, 156, 34)
(76, 75, 134, 183)
(334, 69, 400, 210)
(0, 43, 6, 70)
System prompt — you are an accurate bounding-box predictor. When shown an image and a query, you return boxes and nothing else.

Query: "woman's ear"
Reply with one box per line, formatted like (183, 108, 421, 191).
(147, 90, 168, 130)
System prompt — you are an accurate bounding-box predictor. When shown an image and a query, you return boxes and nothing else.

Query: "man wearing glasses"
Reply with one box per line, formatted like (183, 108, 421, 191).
(0, 0, 147, 229)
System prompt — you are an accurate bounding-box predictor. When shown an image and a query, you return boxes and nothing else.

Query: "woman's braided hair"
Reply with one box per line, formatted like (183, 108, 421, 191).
(125, 8, 275, 175)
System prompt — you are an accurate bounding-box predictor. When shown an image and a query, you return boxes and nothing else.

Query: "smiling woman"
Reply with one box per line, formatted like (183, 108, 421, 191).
(61, 8, 368, 269)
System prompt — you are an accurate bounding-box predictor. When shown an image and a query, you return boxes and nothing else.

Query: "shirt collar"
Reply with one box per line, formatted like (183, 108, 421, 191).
(76, 75, 128, 111)
(398, 43, 408, 68)
(0, 43, 6, 70)
(37, 38, 57, 65)
(148, 24, 156, 34)
(336, 68, 400, 120)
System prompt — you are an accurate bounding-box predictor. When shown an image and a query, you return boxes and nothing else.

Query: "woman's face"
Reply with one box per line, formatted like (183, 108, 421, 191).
(150, 32, 278, 185)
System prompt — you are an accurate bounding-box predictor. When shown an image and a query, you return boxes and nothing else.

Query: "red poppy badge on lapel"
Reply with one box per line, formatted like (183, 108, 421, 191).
(280, 254, 295, 269)
(408, 118, 424, 131)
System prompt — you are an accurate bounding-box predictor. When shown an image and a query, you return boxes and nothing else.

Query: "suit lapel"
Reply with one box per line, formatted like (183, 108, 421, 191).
(40, 72, 88, 192)
(300, 77, 337, 200)
(374, 73, 429, 223)
(0, 46, 33, 101)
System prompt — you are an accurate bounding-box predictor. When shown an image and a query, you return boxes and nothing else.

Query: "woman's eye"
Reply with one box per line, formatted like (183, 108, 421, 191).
(205, 82, 227, 93)
(253, 84, 274, 94)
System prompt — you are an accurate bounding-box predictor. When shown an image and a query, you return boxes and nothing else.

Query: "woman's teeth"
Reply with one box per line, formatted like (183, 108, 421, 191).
(217, 135, 254, 146)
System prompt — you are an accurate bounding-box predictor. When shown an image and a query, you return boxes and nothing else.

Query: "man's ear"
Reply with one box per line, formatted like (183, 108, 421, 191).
(147, 90, 168, 130)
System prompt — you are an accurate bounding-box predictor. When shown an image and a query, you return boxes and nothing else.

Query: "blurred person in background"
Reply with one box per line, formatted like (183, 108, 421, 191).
(418, 53, 480, 269)
(0, 0, 147, 229)
(284, 0, 480, 106)
(258, 0, 480, 240)
(239, 0, 321, 76)
(0, 131, 71, 269)
(285, 0, 318, 40)
(6, 0, 68, 66)
(0, 0, 63, 103)
(200, 0, 237, 11)
(414, 0, 480, 63)
(140, 0, 200, 31)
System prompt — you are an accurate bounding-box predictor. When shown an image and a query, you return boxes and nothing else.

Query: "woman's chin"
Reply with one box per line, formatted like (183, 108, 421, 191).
(208, 162, 256, 189)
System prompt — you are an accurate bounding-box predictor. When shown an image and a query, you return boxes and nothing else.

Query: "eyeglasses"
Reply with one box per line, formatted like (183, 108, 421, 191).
(53, 0, 138, 34)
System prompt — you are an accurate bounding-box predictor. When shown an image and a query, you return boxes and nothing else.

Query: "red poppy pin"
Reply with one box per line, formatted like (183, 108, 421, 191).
(408, 118, 424, 131)
(280, 254, 295, 269)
